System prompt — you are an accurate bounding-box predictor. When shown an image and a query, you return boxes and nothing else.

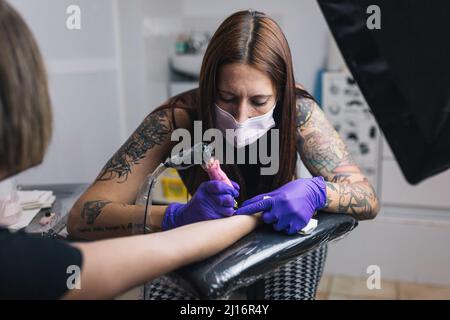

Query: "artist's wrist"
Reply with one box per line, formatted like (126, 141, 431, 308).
(161, 202, 185, 231)
(311, 176, 327, 210)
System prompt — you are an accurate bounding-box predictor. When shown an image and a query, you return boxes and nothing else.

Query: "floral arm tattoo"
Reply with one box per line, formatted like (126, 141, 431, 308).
(96, 109, 173, 183)
(72, 110, 173, 238)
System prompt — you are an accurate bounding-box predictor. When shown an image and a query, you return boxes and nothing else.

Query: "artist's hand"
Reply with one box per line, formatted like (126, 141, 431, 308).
(235, 177, 327, 235)
(162, 180, 240, 230)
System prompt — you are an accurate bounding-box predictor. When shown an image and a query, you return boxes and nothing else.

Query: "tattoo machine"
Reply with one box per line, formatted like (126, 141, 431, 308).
(135, 142, 215, 233)
(202, 158, 238, 208)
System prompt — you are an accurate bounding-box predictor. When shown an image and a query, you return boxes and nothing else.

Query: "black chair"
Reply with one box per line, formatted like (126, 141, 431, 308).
(167, 212, 357, 299)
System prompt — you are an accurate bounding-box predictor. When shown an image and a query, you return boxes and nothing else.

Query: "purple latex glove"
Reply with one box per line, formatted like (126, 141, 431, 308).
(235, 177, 327, 235)
(162, 180, 240, 231)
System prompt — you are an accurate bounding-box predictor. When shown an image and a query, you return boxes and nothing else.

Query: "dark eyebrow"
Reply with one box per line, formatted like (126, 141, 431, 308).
(218, 90, 235, 96)
(218, 90, 272, 99)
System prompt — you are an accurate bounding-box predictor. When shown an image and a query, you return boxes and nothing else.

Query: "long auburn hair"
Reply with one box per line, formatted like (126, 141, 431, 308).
(165, 10, 313, 201)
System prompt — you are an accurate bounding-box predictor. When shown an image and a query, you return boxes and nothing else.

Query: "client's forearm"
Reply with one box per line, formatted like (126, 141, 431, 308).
(64, 214, 260, 299)
(169, 214, 260, 265)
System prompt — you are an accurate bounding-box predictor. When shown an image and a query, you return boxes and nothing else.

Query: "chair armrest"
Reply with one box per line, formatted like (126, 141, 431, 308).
(167, 212, 358, 299)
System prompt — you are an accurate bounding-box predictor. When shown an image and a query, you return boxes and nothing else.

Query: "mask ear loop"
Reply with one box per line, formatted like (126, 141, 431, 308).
(215, 104, 240, 128)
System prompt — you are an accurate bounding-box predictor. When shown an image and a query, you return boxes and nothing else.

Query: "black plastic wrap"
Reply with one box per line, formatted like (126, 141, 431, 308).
(318, 0, 450, 184)
(167, 212, 357, 299)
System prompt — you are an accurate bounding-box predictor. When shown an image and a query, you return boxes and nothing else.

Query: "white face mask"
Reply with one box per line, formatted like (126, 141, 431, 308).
(214, 103, 276, 148)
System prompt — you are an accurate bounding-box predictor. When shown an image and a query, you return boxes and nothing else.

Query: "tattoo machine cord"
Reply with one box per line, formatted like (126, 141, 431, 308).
(138, 142, 214, 299)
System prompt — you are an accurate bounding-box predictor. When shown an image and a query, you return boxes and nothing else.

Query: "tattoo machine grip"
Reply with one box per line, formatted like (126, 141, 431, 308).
(202, 159, 238, 208)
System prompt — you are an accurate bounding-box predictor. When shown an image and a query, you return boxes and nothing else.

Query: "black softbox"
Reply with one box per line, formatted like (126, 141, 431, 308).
(317, 0, 450, 184)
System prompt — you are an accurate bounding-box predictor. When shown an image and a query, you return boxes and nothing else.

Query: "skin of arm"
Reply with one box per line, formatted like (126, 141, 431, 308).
(63, 214, 259, 299)
(67, 107, 192, 240)
(295, 94, 380, 220)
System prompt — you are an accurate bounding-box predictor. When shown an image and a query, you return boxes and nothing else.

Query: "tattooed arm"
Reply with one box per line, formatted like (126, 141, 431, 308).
(68, 108, 190, 240)
(296, 96, 380, 220)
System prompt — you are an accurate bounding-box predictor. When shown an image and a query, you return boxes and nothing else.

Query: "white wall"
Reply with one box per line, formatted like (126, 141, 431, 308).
(325, 207, 450, 286)
(325, 134, 450, 286)
(116, 0, 151, 134)
(10, 0, 124, 184)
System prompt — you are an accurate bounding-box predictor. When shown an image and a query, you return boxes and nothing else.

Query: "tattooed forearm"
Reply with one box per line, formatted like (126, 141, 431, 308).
(96, 110, 172, 182)
(81, 200, 112, 224)
(325, 180, 379, 220)
(324, 182, 338, 209)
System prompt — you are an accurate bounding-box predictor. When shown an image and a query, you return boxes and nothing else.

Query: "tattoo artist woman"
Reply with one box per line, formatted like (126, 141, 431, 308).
(68, 10, 379, 299)
(0, 0, 259, 300)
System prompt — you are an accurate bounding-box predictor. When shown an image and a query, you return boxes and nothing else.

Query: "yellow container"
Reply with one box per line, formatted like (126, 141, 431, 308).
(159, 169, 188, 203)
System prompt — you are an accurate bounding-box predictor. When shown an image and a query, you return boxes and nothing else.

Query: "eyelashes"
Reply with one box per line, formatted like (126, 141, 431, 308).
(252, 101, 268, 107)
(219, 97, 268, 107)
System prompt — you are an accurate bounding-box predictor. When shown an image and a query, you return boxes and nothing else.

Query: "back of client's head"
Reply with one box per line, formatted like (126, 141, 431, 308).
(0, 0, 52, 180)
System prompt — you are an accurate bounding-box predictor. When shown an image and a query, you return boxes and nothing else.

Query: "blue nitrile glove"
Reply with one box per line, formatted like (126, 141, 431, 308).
(235, 177, 327, 235)
(162, 180, 240, 231)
